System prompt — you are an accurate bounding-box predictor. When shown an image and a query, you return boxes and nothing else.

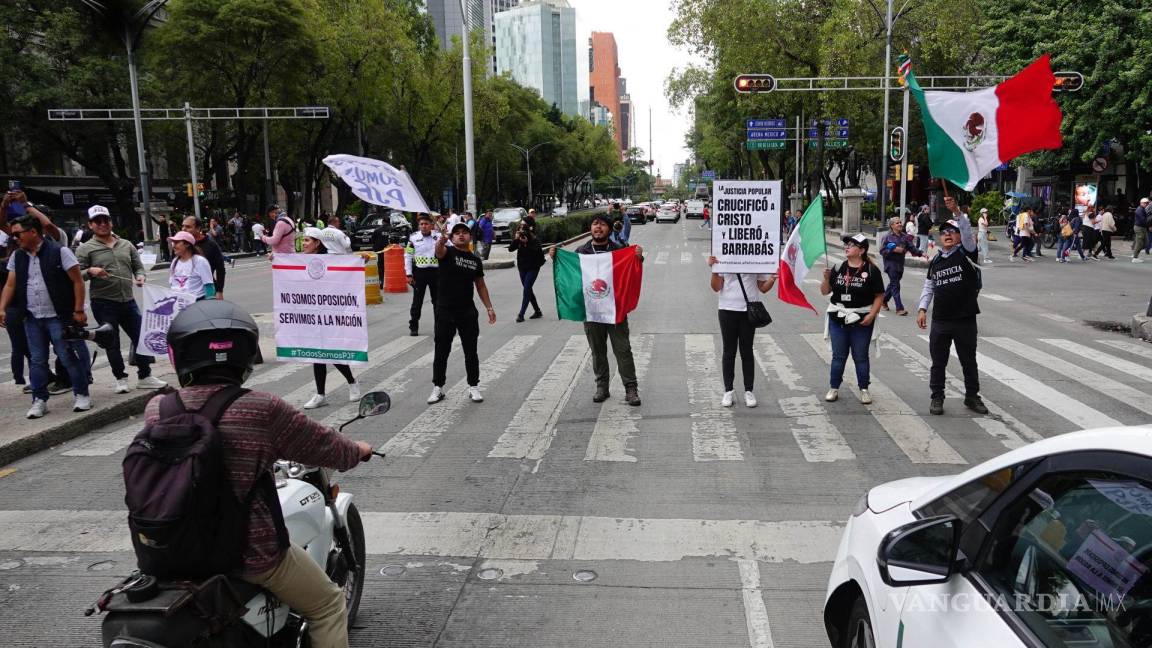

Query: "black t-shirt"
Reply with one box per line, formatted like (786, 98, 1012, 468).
(437, 246, 484, 312)
(830, 261, 884, 308)
(195, 235, 227, 290)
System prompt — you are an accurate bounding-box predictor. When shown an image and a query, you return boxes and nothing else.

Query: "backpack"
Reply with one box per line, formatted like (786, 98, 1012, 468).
(123, 385, 272, 580)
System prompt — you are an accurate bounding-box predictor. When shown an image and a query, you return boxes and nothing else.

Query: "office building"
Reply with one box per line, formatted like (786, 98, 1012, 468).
(589, 102, 613, 133)
(494, 0, 579, 117)
(424, 0, 486, 51)
(618, 93, 633, 153)
(588, 32, 623, 152)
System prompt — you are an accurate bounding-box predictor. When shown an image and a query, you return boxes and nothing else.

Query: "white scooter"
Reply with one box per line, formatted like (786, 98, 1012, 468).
(93, 391, 391, 648)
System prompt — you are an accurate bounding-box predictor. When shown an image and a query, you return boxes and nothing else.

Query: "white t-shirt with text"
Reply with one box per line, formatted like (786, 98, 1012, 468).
(717, 273, 773, 312)
(169, 255, 214, 299)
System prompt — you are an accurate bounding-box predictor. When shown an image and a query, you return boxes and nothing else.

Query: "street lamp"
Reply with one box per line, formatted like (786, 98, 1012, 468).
(509, 141, 551, 209)
(458, 0, 477, 216)
(81, 0, 168, 242)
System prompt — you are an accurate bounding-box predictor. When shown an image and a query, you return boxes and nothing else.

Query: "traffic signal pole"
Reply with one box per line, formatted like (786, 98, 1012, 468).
(899, 86, 910, 220)
(878, 0, 893, 224)
(184, 103, 201, 220)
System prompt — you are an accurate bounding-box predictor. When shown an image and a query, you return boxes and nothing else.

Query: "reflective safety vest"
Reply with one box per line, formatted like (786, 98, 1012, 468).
(404, 231, 442, 275)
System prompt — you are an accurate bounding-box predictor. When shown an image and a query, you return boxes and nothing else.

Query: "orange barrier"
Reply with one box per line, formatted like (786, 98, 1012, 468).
(382, 245, 408, 293)
(358, 252, 383, 304)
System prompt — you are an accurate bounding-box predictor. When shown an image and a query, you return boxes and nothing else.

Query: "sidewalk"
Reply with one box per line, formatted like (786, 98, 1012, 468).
(484, 246, 516, 270)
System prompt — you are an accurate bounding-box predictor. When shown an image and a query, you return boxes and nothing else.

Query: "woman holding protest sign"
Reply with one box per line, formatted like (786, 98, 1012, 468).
(820, 233, 884, 405)
(299, 227, 361, 409)
(706, 256, 775, 408)
(167, 231, 215, 301)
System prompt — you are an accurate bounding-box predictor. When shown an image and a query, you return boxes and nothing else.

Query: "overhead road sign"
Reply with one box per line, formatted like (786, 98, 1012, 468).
(747, 129, 789, 140)
(747, 118, 787, 129)
(746, 141, 788, 151)
(808, 140, 849, 149)
(808, 128, 850, 139)
(743, 74, 1083, 92)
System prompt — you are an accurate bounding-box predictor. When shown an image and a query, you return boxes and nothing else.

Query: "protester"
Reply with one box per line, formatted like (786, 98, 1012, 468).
(977, 208, 991, 263)
(428, 222, 496, 405)
(879, 216, 920, 316)
(167, 231, 215, 301)
(261, 205, 297, 257)
(1, 195, 30, 389)
(783, 209, 797, 237)
(1058, 208, 1087, 263)
(1080, 206, 1098, 257)
(1132, 197, 1149, 263)
(507, 220, 545, 322)
(0, 216, 93, 418)
(820, 233, 884, 404)
(475, 210, 495, 260)
(917, 196, 988, 416)
(549, 213, 644, 406)
(76, 205, 166, 393)
(298, 228, 361, 410)
(611, 208, 631, 246)
(1094, 206, 1116, 259)
(150, 214, 173, 261)
(251, 217, 267, 256)
(183, 217, 227, 298)
(404, 213, 442, 336)
(916, 205, 933, 254)
(320, 216, 352, 254)
(707, 257, 775, 407)
(1012, 207, 1035, 262)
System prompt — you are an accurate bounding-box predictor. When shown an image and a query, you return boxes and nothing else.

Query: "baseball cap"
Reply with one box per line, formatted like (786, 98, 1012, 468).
(88, 205, 111, 220)
(980, 208, 989, 213)
(938, 220, 961, 233)
(450, 222, 471, 234)
(302, 226, 324, 240)
(168, 231, 196, 245)
(841, 232, 869, 249)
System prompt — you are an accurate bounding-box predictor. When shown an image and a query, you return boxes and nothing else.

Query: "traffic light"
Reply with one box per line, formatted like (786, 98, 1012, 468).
(196, 183, 205, 198)
(733, 74, 776, 94)
(185, 183, 193, 197)
(1053, 71, 1083, 92)
(892, 164, 916, 181)
(889, 127, 906, 162)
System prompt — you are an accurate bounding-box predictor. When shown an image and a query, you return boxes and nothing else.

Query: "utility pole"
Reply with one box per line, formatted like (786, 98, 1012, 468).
(459, 0, 477, 216)
(509, 141, 550, 209)
(878, 0, 894, 222)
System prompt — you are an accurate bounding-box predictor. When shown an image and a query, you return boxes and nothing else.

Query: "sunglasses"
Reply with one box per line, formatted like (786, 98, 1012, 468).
(940, 228, 960, 235)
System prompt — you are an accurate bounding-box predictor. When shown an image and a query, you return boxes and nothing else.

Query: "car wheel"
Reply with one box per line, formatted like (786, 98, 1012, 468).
(843, 596, 876, 648)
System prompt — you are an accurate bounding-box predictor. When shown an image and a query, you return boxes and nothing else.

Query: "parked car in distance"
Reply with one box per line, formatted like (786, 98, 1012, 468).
(685, 199, 706, 219)
(656, 205, 680, 223)
(552, 205, 569, 217)
(492, 207, 528, 242)
(352, 210, 410, 251)
(624, 206, 647, 225)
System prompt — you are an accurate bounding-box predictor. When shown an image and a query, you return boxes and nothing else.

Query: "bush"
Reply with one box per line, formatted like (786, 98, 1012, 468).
(533, 210, 599, 245)
(969, 191, 1005, 225)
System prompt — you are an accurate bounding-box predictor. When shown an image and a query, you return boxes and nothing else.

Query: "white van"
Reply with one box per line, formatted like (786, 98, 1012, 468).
(685, 199, 706, 219)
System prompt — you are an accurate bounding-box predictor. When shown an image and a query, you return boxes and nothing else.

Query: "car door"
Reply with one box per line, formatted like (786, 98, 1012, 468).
(898, 452, 1152, 648)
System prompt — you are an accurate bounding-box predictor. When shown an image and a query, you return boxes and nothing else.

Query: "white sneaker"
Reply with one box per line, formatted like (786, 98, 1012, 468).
(859, 389, 873, 405)
(1133, 257, 1144, 263)
(26, 399, 48, 419)
(73, 394, 92, 412)
(303, 394, 327, 409)
(347, 381, 361, 402)
(136, 376, 168, 390)
(825, 388, 839, 402)
(469, 386, 484, 403)
(427, 386, 445, 404)
(114, 378, 130, 394)
(744, 391, 757, 408)
(721, 391, 734, 407)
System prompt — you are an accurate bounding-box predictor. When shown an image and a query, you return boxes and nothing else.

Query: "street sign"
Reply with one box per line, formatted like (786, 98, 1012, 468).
(746, 129, 788, 140)
(733, 74, 776, 93)
(810, 118, 850, 127)
(889, 127, 906, 162)
(808, 140, 849, 149)
(746, 141, 787, 150)
(1092, 156, 1108, 173)
(746, 118, 787, 129)
(808, 128, 850, 138)
(701, 170, 717, 180)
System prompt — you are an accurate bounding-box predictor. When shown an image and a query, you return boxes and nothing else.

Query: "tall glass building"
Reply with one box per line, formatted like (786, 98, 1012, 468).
(494, 0, 579, 118)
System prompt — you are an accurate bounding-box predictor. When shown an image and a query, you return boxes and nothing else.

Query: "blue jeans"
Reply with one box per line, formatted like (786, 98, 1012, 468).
(24, 315, 90, 401)
(518, 268, 541, 318)
(5, 305, 30, 383)
(827, 315, 874, 389)
(90, 299, 153, 380)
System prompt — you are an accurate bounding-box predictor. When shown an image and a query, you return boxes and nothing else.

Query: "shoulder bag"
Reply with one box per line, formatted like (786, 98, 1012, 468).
(736, 273, 772, 327)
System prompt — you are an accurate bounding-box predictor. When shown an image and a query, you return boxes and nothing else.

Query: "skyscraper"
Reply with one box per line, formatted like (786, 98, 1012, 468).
(619, 93, 632, 154)
(486, 0, 520, 74)
(588, 32, 623, 152)
(424, 0, 486, 52)
(494, 0, 579, 117)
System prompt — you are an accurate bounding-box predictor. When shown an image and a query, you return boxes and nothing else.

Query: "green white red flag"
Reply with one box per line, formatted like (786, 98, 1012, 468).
(554, 247, 643, 324)
(776, 198, 826, 312)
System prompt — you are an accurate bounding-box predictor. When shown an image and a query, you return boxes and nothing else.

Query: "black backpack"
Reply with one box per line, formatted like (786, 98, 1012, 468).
(123, 385, 263, 580)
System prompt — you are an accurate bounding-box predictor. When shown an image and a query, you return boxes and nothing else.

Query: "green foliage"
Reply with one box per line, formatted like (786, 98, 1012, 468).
(532, 212, 599, 245)
(969, 191, 1005, 224)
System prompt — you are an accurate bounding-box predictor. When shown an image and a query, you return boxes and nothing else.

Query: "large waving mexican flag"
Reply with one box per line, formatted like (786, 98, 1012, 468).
(907, 54, 1063, 191)
(777, 198, 826, 312)
(554, 247, 643, 324)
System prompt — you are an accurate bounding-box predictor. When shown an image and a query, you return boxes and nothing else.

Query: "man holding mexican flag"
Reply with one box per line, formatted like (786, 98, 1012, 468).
(550, 213, 644, 406)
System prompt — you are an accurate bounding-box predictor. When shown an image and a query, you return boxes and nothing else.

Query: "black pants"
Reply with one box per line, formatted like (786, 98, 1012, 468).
(433, 309, 480, 387)
(1094, 231, 1113, 258)
(718, 309, 754, 391)
(928, 316, 980, 400)
(409, 267, 439, 331)
(90, 298, 153, 380)
(313, 363, 354, 395)
(518, 267, 541, 317)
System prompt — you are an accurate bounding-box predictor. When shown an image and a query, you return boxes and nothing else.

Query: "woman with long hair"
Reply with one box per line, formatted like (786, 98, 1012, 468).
(167, 231, 215, 300)
(299, 228, 361, 409)
(706, 257, 775, 407)
(508, 220, 545, 322)
(820, 234, 885, 404)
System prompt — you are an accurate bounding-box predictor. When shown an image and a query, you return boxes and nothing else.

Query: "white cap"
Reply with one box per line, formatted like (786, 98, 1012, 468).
(980, 208, 989, 213)
(302, 227, 324, 240)
(1141, 198, 1150, 205)
(87, 205, 111, 220)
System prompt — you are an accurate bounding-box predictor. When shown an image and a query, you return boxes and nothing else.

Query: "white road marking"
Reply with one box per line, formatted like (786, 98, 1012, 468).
(879, 334, 1041, 447)
(0, 510, 844, 564)
(985, 337, 1152, 419)
(1038, 313, 1075, 323)
(585, 334, 654, 462)
(738, 560, 777, 648)
(655, 250, 669, 265)
(685, 334, 744, 461)
(803, 278, 821, 285)
(319, 341, 460, 427)
(246, 360, 309, 388)
(1097, 339, 1152, 361)
(802, 334, 966, 464)
(61, 419, 146, 457)
(279, 336, 423, 407)
(488, 336, 589, 465)
(681, 252, 694, 264)
(981, 292, 1013, 302)
(380, 336, 538, 457)
(918, 335, 1123, 430)
(1040, 339, 1152, 385)
(753, 335, 807, 393)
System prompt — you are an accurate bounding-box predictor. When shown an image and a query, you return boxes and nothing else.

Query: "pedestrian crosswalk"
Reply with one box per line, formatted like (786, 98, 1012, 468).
(52, 331, 1152, 468)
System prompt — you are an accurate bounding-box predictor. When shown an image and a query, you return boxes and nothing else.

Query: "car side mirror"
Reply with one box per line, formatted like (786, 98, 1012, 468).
(877, 515, 961, 586)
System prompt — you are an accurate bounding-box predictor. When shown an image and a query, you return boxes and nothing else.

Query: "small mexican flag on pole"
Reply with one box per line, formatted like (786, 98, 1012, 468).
(554, 248, 643, 324)
(777, 197, 826, 312)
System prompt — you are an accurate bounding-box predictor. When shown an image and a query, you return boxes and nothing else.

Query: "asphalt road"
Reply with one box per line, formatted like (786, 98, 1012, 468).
(1, 217, 1150, 647)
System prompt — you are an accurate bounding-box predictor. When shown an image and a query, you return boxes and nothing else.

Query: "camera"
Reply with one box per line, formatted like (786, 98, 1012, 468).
(63, 322, 117, 349)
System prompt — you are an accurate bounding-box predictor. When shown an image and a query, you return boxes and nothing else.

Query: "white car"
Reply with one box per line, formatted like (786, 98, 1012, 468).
(656, 206, 679, 223)
(823, 426, 1152, 648)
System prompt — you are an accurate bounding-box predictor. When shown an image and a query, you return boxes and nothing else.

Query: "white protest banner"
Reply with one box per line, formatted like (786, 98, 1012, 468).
(273, 253, 368, 364)
(137, 284, 197, 359)
(710, 180, 782, 274)
(1066, 529, 1148, 600)
(322, 154, 431, 214)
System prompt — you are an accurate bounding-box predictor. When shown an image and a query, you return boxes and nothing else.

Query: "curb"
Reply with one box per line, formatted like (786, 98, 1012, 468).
(0, 387, 170, 467)
(1132, 315, 1152, 341)
(483, 259, 516, 270)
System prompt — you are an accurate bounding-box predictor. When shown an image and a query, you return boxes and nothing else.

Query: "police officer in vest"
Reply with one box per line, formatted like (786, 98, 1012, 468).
(916, 196, 989, 417)
(404, 213, 442, 336)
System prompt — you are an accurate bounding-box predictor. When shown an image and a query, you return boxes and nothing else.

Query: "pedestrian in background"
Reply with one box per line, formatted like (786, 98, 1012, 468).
(917, 197, 988, 416)
(508, 220, 544, 322)
(299, 228, 360, 410)
(404, 213, 441, 336)
(821, 233, 884, 405)
(1012, 207, 1035, 262)
(260, 205, 296, 257)
(879, 216, 919, 316)
(251, 217, 267, 256)
(916, 205, 933, 254)
(977, 208, 991, 263)
(707, 256, 775, 408)
(1094, 206, 1116, 259)
(182, 216, 227, 298)
(476, 210, 494, 260)
(320, 215, 352, 254)
(167, 231, 215, 301)
(1132, 197, 1149, 263)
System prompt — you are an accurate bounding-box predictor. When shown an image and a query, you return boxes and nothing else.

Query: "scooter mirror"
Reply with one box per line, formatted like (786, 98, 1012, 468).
(358, 391, 391, 417)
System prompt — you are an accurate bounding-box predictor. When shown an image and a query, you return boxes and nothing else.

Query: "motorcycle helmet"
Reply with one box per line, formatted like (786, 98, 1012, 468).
(167, 300, 263, 386)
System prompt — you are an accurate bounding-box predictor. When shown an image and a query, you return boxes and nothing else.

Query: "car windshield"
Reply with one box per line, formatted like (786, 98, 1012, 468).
(493, 210, 521, 223)
(390, 214, 408, 226)
(359, 216, 386, 229)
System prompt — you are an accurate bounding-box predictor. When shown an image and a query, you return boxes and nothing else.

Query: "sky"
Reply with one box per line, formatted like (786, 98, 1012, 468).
(570, 0, 698, 179)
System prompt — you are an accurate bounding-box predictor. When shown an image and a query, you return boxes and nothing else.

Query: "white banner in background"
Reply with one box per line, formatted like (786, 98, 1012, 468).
(710, 180, 782, 274)
(273, 254, 368, 364)
(322, 154, 431, 214)
(137, 284, 197, 359)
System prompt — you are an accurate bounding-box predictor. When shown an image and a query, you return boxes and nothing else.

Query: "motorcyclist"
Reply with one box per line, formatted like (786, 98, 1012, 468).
(143, 299, 373, 648)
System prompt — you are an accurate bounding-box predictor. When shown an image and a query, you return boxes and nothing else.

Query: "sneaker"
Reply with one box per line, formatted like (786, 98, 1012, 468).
(303, 394, 327, 409)
(824, 388, 839, 402)
(1133, 257, 1144, 263)
(983, 258, 992, 264)
(49, 382, 71, 395)
(964, 396, 989, 415)
(930, 398, 944, 415)
(744, 391, 757, 408)
(624, 385, 641, 407)
(593, 385, 610, 403)
(26, 399, 48, 419)
(409, 328, 419, 337)
(721, 391, 734, 407)
(895, 309, 908, 316)
(136, 376, 168, 390)
(427, 386, 445, 404)
(21, 384, 32, 394)
(515, 315, 525, 323)
(114, 378, 130, 394)
(1010, 256, 1017, 262)
(468, 386, 484, 403)
(529, 311, 543, 319)
(73, 394, 92, 412)
(347, 381, 361, 402)
(859, 389, 873, 405)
